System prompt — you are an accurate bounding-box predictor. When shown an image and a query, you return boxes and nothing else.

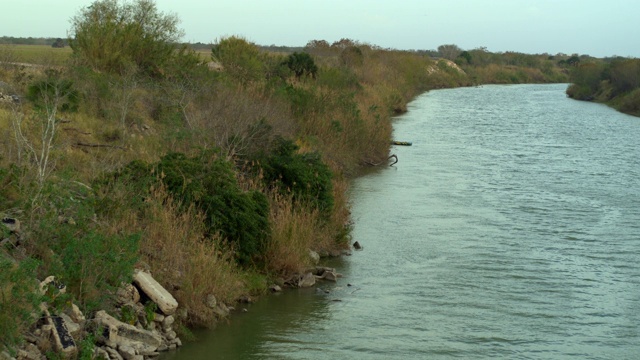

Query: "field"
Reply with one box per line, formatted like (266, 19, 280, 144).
(0, 44, 72, 66)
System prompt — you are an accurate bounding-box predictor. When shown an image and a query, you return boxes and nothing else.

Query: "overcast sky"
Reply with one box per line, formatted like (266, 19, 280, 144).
(2, 0, 639, 57)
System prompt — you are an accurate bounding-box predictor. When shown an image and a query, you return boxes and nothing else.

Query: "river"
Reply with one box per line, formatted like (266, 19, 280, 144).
(163, 84, 640, 359)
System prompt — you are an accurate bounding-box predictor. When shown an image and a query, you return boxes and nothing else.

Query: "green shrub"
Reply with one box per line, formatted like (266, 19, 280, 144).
(254, 137, 334, 215)
(283, 52, 318, 79)
(96, 150, 270, 264)
(0, 257, 41, 352)
(26, 70, 80, 112)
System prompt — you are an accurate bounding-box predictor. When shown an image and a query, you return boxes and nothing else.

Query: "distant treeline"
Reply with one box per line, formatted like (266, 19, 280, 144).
(567, 57, 640, 116)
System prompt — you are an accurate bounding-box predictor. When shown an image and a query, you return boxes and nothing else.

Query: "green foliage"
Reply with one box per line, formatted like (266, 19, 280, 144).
(0, 257, 41, 352)
(212, 36, 266, 84)
(144, 301, 157, 324)
(340, 46, 364, 67)
(456, 51, 472, 65)
(33, 186, 140, 311)
(284, 52, 318, 79)
(254, 137, 334, 215)
(69, 0, 184, 77)
(78, 333, 97, 360)
(119, 304, 136, 325)
(96, 151, 270, 264)
(26, 69, 79, 112)
(608, 58, 640, 96)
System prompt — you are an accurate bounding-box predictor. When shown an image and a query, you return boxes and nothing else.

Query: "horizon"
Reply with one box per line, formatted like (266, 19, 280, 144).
(1, 0, 639, 58)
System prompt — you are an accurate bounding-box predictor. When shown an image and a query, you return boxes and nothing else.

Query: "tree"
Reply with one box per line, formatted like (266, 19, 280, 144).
(51, 38, 65, 48)
(69, 0, 184, 76)
(284, 52, 318, 79)
(437, 44, 462, 61)
(211, 36, 265, 85)
(13, 69, 79, 190)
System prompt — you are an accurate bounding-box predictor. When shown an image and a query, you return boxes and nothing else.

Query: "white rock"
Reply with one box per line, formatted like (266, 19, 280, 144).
(308, 249, 320, 265)
(298, 272, 316, 288)
(94, 310, 162, 351)
(133, 270, 178, 315)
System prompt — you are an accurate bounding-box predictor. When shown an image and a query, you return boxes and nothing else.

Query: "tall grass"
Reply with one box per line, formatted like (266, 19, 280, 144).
(107, 185, 246, 327)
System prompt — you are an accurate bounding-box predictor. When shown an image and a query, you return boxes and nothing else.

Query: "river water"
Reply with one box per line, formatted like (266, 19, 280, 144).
(163, 84, 640, 359)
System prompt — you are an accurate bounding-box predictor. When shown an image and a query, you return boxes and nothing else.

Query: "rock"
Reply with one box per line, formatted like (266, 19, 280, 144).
(39, 276, 66, 296)
(353, 241, 362, 250)
(94, 347, 110, 360)
(313, 266, 336, 276)
(308, 249, 320, 265)
(298, 272, 316, 288)
(116, 283, 140, 305)
(0, 350, 14, 360)
(341, 249, 352, 256)
(133, 270, 178, 315)
(59, 313, 81, 338)
(172, 337, 182, 347)
(117, 344, 138, 360)
(41, 305, 76, 358)
(20, 343, 42, 360)
(162, 315, 175, 328)
(238, 295, 252, 304)
(94, 310, 162, 352)
(66, 303, 85, 325)
(1, 217, 20, 233)
(320, 270, 338, 282)
(165, 330, 177, 341)
(213, 303, 229, 318)
(153, 313, 165, 323)
(206, 294, 217, 309)
(104, 346, 124, 360)
(269, 284, 282, 292)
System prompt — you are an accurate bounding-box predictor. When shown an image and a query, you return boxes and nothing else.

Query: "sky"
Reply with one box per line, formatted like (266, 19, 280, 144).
(2, 0, 639, 58)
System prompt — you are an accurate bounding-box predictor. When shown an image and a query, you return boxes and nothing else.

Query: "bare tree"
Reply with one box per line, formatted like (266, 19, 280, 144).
(11, 70, 76, 190)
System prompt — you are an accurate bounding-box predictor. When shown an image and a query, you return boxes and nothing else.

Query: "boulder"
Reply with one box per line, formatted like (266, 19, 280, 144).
(117, 344, 139, 360)
(269, 284, 282, 292)
(320, 270, 338, 282)
(212, 303, 229, 318)
(59, 313, 81, 338)
(308, 249, 320, 265)
(298, 272, 316, 288)
(206, 294, 217, 309)
(116, 283, 140, 305)
(94, 310, 162, 352)
(132, 270, 178, 315)
(353, 241, 362, 250)
(41, 305, 76, 358)
(162, 315, 175, 329)
(65, 303, 85, 325)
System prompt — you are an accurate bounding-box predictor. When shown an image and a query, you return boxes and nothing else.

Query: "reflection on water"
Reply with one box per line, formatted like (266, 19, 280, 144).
(165, 84, 640, 359)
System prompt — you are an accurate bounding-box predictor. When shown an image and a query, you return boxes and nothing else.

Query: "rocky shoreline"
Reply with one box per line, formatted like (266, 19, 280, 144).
(1, 217, 354, 360)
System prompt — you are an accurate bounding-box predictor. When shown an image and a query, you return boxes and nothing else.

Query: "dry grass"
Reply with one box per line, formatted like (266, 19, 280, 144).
(265, 191, 325, 275)
(106, 186, 246, 327)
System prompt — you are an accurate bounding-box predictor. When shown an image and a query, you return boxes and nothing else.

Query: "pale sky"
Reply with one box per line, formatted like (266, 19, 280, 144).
(2, 0, 639, 58)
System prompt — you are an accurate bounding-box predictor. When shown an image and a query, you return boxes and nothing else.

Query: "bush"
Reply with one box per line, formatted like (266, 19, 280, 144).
(253, 137, 334, 215)
(69, 0, 184, 77)
(283, 52, 318, 79)
(96, 150, 270, 264)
